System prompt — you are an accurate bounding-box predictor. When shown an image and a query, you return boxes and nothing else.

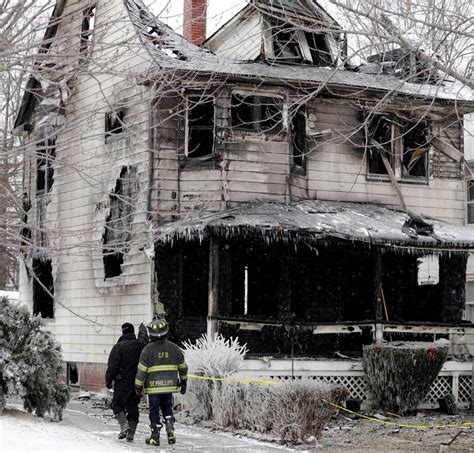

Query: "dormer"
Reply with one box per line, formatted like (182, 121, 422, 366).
(204, 0, 344, 67)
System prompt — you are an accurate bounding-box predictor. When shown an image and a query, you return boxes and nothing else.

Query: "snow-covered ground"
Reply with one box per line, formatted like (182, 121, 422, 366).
(0, 400, 292, 453)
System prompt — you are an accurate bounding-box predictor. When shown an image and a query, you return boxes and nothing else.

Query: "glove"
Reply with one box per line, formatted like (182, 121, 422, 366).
(179, 381, 187, 395)
(135, 386, 142, 397)
(106, 381, 113, 390)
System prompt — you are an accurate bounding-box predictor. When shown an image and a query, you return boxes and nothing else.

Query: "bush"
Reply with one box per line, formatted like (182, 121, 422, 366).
(181, 334, 349, 443)
(0, 297, 69, 418)
(363, 341, 448, 415)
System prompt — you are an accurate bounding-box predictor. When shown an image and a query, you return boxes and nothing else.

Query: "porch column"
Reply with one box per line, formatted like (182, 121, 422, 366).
(373, 251, 383, 343)
(207, 237, 219, 338)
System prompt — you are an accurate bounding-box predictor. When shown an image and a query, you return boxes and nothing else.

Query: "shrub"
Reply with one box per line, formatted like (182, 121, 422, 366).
(181, 334, 349, 443)
(0, 297, 69, 418)
(363, 341, 448, 415)
(182, 333, 248, 419)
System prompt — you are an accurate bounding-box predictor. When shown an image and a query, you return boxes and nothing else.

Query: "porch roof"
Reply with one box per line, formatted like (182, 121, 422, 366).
(155, 200, 474, 253)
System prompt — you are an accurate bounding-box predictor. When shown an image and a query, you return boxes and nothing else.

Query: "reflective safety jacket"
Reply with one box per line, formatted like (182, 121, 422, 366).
(135, 339, 188, 394)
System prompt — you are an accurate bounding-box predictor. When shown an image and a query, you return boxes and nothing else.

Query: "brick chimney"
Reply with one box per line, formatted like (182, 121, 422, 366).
(183, 0, 207, 46)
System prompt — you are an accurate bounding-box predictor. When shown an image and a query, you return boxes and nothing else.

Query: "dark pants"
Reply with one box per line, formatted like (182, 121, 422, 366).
(112, 385, 140, 423)
(148, 393, 173, 426)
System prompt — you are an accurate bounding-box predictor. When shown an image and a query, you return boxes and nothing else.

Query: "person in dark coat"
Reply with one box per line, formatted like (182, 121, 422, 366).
(105, 322, 148, 441)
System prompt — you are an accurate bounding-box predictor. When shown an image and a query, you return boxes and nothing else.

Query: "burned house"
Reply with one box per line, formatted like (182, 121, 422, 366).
(14, 0, 474, 406)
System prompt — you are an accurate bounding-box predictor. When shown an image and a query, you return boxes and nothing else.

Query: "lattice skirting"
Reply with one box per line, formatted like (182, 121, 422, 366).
(270, 374, 472, 409)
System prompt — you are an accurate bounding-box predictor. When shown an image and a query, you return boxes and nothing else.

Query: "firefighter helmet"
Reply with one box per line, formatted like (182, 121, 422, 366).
(147, 318, 169, 338)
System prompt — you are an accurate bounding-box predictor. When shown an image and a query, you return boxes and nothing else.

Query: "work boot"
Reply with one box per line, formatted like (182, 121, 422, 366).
(115, 411, 129, 440)
(164, 415, 176, 444)
(145, 423, 161, 446)
(126, 420, 137, 442)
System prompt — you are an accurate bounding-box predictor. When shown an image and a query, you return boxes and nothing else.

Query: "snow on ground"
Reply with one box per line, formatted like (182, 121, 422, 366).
(0, 401, 293, 453)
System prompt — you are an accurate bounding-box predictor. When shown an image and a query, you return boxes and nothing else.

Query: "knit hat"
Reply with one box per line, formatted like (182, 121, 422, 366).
(121, 322, 134, 334)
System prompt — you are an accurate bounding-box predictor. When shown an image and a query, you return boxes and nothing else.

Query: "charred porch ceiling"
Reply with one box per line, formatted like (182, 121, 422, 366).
(155, 200, 474, 357)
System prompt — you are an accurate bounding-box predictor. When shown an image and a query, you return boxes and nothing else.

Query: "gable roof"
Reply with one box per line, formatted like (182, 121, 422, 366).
(126, 0, 474, 105)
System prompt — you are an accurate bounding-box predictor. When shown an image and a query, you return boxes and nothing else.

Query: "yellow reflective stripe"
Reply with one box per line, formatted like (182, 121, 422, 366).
(138, 363, 148, 372)
(178, 363, 187, 369)
(147, 365, 178, 373)
(145, 386, 178, 394)
(180, 375, 188, 380)
(135, 379, 143, 386)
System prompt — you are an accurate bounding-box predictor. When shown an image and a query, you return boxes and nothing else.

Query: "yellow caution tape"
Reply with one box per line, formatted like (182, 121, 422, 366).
(188, 373, 279, 385)
(322, 399, 474, 430)
(187, 374, 474, 430)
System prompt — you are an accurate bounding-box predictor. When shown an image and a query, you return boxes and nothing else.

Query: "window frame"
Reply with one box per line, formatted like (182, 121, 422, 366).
(79, 5, 97, 64)
(467, 180, 474, 224)
(184, 95, 216, 159)
(36, 139, 55, 194)
(230, 91, 285, 136)
(105, 108, 125, 142)
(366, 114, 429, 183)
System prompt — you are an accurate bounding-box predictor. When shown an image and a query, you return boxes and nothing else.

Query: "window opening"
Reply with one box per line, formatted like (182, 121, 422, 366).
(105, 109, 124, 141)
(231, 95, 283, 134)
(186, 96, 215, 158)
(305, 33, 333, 66)
(417, 255, 439, 285)
(402, 122, 428, 177)
(103, 166, 136, 278)
(272, 22, 303, 62)
(32, 258, 54, 318)
(80, 6, 96, 62)
(67, 362, 79, 386)
(36, 140, 55, 193)
(291, 105, 306, 167)
(465, 280, 474, 322)
(368, 116, 393, 175)
(468, 180, 474, 224)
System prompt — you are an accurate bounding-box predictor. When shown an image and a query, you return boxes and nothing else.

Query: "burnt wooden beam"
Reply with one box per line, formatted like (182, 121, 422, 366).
(207, 237, 219, 337)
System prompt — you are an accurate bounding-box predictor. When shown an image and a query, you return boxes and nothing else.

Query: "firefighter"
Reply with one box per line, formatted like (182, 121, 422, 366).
(135, 318, 188, 446)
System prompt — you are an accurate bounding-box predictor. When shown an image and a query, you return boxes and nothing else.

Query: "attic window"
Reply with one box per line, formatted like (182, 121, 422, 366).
(103, 166, 136, 279)
(186, 96, 215, 158)
(36, 140, 55, 193)
(105, 109, 125, 141)
(305, 33, 333, 66)
(272, 23, 303, 61)
(291, 105, 306, 168)
(80, 6, 96, 63)
(231, 94, 283, 135)
(32, 258, 54, 318)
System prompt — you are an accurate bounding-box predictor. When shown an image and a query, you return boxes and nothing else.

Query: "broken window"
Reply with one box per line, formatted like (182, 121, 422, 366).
(401, 122, 428, 178)
(36, 139, 55, 193)
(105, 109, 124, 141)
(103, 166, 136, 278)
(305, 33, 333, 66)
(468, 180, 474, 224)
(186, 96, 215, 158)
(231, 94, 283, 135)
(32, 258, 54, 318)
(367, 116, 393, 175)
(367, 115, 429, 179)
(291, 105, 306, 168)
(271, 21, 303, 62)
(79, 6, 96, 63)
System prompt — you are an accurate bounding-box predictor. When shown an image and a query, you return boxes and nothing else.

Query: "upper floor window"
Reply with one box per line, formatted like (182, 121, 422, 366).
(291, 105, 306, 168)
(36, 139, 55, 193)
(80, 6, 96, 64)
(231, 94, 283, 135)
(185, 96, 215, 158)
(105, 109, 125, 142)
(367, 115, 429, 180)
(467, 180, 474, 224)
